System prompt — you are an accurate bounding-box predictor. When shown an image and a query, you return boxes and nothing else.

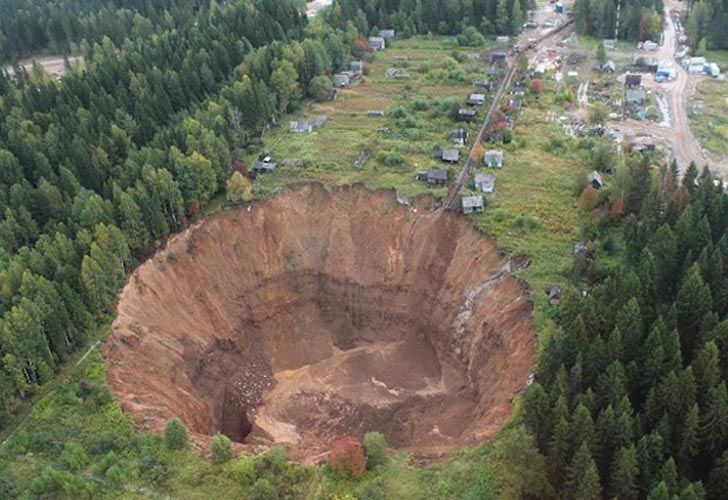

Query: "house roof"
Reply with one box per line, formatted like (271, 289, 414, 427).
(442, 149, 460, 162)
(458, 108, 476, 115)
(588, 170, 603, 186)
(462, 195, 484, 208)
(451, 128, 468, 139)
(625, 88, 646, 102)
(427, 168, 448, 180)
(485, 149, 504, 160)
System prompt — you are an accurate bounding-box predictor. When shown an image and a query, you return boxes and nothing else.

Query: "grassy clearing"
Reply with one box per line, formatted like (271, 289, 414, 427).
(703, 49, 728, 72)
(689, 77, 728, 158)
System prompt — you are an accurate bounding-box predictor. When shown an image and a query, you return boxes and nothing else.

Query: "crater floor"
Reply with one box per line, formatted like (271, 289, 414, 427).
(103, 185, 535, 459)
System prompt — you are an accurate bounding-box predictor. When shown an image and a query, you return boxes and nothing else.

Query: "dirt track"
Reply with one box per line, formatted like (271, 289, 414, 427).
(103, 185, 535, 460)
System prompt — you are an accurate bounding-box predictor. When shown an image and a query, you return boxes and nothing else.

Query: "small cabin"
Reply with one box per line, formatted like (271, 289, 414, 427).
(491, 52, 507, 64)
(441, 149, 460, 163)
(451, 128, 469, 146)
(467, 93, 486, 106)
(334, 73, 350, 88)
(625, 73, 642, 87)
(462, 195, 485, 214)
(588, 170, 603, 189)
(368, 37, 386, 51)
(253, 155, 277, 173)
(474, 173, 495, 194)
(349, 60, 364, 75)
(380, 29, 396, 39)
(425, 168, 448, 185)
(457, 108, 477, 122)
(484, 149, 504, 168)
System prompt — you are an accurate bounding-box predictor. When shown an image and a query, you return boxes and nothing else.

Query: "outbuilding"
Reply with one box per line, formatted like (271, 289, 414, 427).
(467, 93, 486, 106)
(462, 195, 485, 214)
(426, 168, 448, 185)
(474, 173, 495, 194)
(442, 149, 460, 163)
(253, 155, 277, 173)
(457, 108, 477, 121)
(484, 149, 504, 168)
(334, 73, 350, 88)
(588, 170, 603, 189)
(451, 128, 469, 146)
(491, 52, 507, 64)
(368, 37, 386, 51)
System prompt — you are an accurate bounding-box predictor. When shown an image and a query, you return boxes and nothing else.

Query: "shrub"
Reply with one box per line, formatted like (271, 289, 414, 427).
(502, 128, 513, 144)
(61, 441, 90, 471)
(211, 433, 232, 464)
(328, 436, 366, 478)
(412, 98, 429, 111)
(250, 478, 279, 500)
(578, 185, 600, 211)
(363, 432, 388, 470)
(164, 418, 188, 450)
(384, 153, 406, 165)
(529, 78, 544, 95)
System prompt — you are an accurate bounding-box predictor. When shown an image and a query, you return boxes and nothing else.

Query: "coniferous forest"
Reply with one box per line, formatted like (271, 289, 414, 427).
(522, 161, 728, 499)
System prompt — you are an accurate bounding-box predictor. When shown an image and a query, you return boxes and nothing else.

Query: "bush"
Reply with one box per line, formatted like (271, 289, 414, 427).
(328, 436, 366, 478)
(250, 478, 279, 500)
(211, 433, 232, 464)
(412, 98, 429, 111)
(502, 128, 513, 144)
(61, 441, 90, 471)
(384, 153, 406, 165)
(164, 418, 188, 450)
(363, 432, 388, 470)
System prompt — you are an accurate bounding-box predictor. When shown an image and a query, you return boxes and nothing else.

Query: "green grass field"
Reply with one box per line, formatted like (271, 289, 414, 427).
(690, 78, 728, 158)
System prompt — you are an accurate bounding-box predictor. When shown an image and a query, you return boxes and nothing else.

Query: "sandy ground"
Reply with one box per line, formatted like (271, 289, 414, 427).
(3, 55, 82, 80)
(307, 0, 333, 18)
(103, 185, 535, 460)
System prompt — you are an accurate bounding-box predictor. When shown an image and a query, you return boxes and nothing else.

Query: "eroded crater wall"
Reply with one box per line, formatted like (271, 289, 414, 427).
(103, 185, 535, 457)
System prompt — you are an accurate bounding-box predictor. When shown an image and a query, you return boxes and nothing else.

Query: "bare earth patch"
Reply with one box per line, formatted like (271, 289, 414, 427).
(103, 185, 535, 460)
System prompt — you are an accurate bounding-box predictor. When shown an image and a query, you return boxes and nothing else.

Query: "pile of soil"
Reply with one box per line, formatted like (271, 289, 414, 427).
(103, 184, 535, 459)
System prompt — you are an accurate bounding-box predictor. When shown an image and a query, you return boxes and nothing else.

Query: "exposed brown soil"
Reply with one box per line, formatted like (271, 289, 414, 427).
(103, 184, 535, 460)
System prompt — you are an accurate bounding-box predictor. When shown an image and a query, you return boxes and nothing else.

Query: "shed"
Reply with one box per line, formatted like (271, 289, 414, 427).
(462, 195, 485, 214)
(442, 149, 460, 163)
(451, 128, 469, 146)
(334, 73, 350, 88)
(474, 79, 491, 91)
(487, 65, 500, 77)
(587, 170, 603, 189)
(491, 52, 507, 64)
(643, 40, 658, 51)
(467, 93, 486, 106)
(603, 39, 616, 49)
(496, 36, 510, 46)
(426, 168, 448, 185)
(484, 149, 504, 168)
(253, 155, 277, 173)
(457, 108, 477, 121)
(368, 37, 386, 51)
(709, 63, 720, 77)
(380, 29, 396, 39)
(555, 2, 564, 13)
(474, 173, 495, 194)
(599, 60, 616, 73)
(625, 73, 642, 87)
(548, 286, 563, 306)
(349, 60, 364, 75)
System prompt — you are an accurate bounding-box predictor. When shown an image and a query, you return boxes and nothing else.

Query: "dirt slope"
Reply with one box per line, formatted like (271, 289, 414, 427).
(103, 185, 535, 459)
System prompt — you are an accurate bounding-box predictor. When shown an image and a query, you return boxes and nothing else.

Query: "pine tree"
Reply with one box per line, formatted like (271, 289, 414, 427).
(700, 381, 728, 456)
(708, 449, 728, 500)
(610, 444, 639, 500)
(564, 442, 602, 500)
(164, 418, 188, 450)
(677, 264, 713, 361)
